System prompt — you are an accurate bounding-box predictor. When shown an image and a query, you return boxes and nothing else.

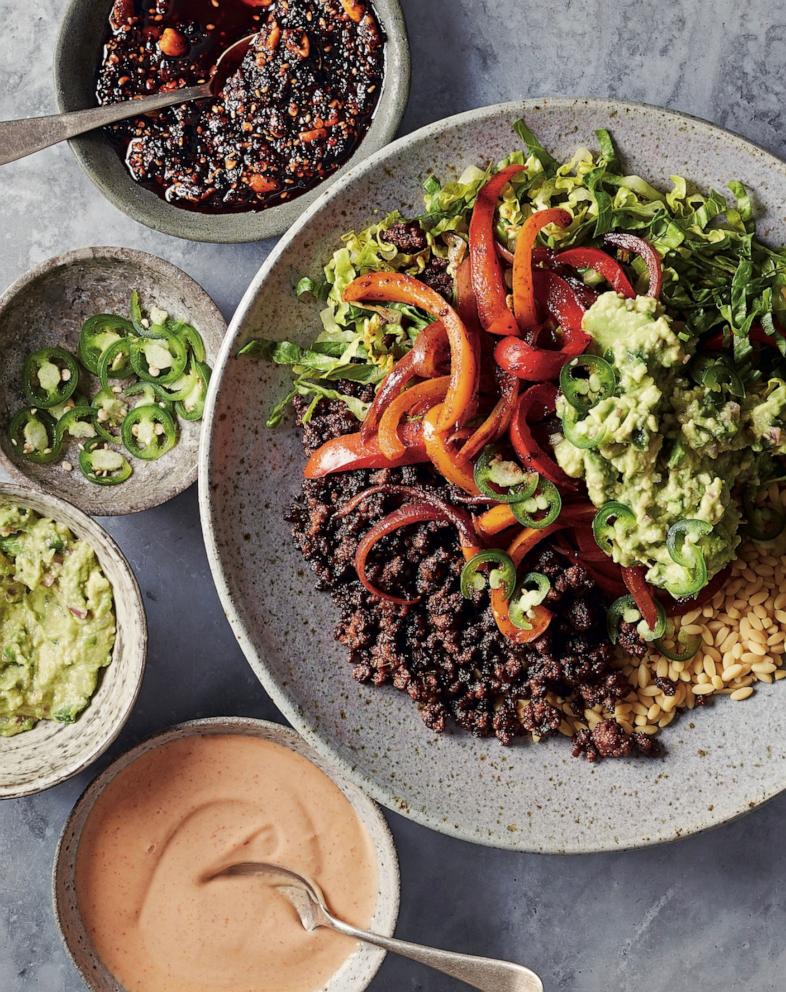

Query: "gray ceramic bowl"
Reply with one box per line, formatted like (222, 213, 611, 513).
(200, 98, 786, 853)
(53, 0, 410, 243)
(53, 717, 400, 992)
(0, 246, 226, 515)
(0, 482, 147, 798)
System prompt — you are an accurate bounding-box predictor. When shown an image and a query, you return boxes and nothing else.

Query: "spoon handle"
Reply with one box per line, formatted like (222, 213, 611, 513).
(325, 913, 543, 992)
(0, 86, 210, 167)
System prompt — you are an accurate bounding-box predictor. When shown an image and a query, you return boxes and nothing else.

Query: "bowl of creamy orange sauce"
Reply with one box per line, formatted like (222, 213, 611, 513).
(53, 718, 399, 992)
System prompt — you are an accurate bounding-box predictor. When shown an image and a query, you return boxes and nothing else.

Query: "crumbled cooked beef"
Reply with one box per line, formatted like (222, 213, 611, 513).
(654, 676, 677, 696)
(617, 620, 647, 657)
(379, 221, 428, 255)
(572, 719, 662, 762)
(287, 386, 656, 759)
(418, 256, 453, 298)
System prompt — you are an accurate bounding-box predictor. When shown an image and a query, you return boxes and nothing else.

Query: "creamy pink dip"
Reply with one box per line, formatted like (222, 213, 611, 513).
(75, 734, 378, 992)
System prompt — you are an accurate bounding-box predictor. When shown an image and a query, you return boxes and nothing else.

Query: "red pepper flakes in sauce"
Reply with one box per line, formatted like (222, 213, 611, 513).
(96, 0, 385, 212)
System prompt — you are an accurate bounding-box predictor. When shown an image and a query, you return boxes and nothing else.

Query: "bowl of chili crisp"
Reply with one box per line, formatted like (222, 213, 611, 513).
(53, 0, 410, 242)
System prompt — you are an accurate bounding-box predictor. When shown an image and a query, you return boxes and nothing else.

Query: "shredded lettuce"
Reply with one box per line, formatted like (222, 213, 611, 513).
(242, 118, 786, 425)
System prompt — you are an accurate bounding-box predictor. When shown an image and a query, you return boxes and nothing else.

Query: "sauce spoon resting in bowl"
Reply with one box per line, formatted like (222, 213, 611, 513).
(0, 33, 256, 167)
(210, 861, 544, 992)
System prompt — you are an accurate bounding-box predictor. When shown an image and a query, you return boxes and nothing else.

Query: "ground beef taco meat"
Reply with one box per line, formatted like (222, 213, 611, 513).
(287, 388, 660, 759)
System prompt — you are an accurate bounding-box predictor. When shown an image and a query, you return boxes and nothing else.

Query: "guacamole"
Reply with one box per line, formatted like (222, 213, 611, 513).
(555, 292, 786, 596)
(0, 503, 116, 736)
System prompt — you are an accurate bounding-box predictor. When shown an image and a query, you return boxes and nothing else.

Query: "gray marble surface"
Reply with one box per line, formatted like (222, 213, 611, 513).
(1, 1, 785, 989)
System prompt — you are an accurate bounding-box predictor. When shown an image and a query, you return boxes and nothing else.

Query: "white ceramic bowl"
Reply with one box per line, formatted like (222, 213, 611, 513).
(0, 482, 147, 798)
(53, 717, 400, 992)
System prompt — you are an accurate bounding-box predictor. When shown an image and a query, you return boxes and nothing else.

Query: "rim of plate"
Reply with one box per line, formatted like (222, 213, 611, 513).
(199, 97, 786, 852)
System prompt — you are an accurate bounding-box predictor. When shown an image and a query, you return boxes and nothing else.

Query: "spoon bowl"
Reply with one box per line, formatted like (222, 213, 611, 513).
(0, 33, 260, 168)
(211, 860, 544, 992)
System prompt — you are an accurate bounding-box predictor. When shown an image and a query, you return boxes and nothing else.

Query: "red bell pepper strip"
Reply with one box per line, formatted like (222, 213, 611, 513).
(304, 422, 428, 478)
(378, 376, 450, 460)
(469, 165, 526, 336)
(344, 272, 478, 433)
(509, 383, 578, 490)
(700, 321, 782, 352)
(512, 208, 572, 331)
(603, 233, 663, 299)
(459, 371, 519, 462)
(495, 270, 591, 380)
(555, 246, 635, 298)
(422, 403, 479, 495)
(621, 565, 660, 631)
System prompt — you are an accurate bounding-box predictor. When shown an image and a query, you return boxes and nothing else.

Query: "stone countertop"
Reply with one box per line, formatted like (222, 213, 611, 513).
(1, 1, 785, 989)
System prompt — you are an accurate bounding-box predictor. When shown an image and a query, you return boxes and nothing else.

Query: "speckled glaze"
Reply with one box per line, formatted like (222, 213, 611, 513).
(52, 0, 410, 244)
(53, 717, 400, 992)
(0, 247, 226, 515)
(200, 99, 786, 853)
(0, 482, 147, 799)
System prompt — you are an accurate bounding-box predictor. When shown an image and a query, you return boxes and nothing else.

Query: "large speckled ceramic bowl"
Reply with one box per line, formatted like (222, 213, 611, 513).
(0, 247, 226, 515)
(200, 98, 786, 853)
(53, 0, 410, 243)
(0, 482, 146, 798)
(53, 717, 400, 992)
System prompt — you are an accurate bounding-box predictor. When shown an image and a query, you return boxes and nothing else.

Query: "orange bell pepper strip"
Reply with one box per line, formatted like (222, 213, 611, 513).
(304, 421, 428, 478)
(476, 503, 517, 538)
(422, 404, 479, 496)
(512, 208, 572, 331)
(469, 165, 526, 336)
(459, 371, 519, 462)
(490, 523, 564, 643)
(344, 272, 478, 433)
(378, 376, 450, 460)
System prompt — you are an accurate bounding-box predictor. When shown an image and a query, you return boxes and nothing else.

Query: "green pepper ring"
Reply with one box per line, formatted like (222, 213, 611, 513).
(473, 444, 539, 504)
(8, 409, 62, 464)
(508, 571, 552, 630)
(78, 437, 133, 486)
(459, 550, 517, 600)
(22, 347, 80, 409)
(121, 404, 178, 461)
(91, 389, 129, 444)
(54, 405, 98, 449)
(129, 331, 188, 385)
(592, 500, 635, 555)
(560, 405, 608, 450)
(608, 594, 667, 644)
(169, 320, 207, 363)
(559, 353, 616, 414)
(175, 362, 211, 422)
(510, 478, 562, 529)
(97, 338, 134, 392)
(78, 314, 134, 375)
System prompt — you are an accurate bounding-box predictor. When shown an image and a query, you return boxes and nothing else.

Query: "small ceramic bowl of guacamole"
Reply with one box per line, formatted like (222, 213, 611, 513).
(0, 482, 146, 798)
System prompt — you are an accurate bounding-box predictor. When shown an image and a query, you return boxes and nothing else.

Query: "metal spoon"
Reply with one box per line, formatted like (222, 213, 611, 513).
(210, 861, 544, 992)
(0, 33, 256, 167)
